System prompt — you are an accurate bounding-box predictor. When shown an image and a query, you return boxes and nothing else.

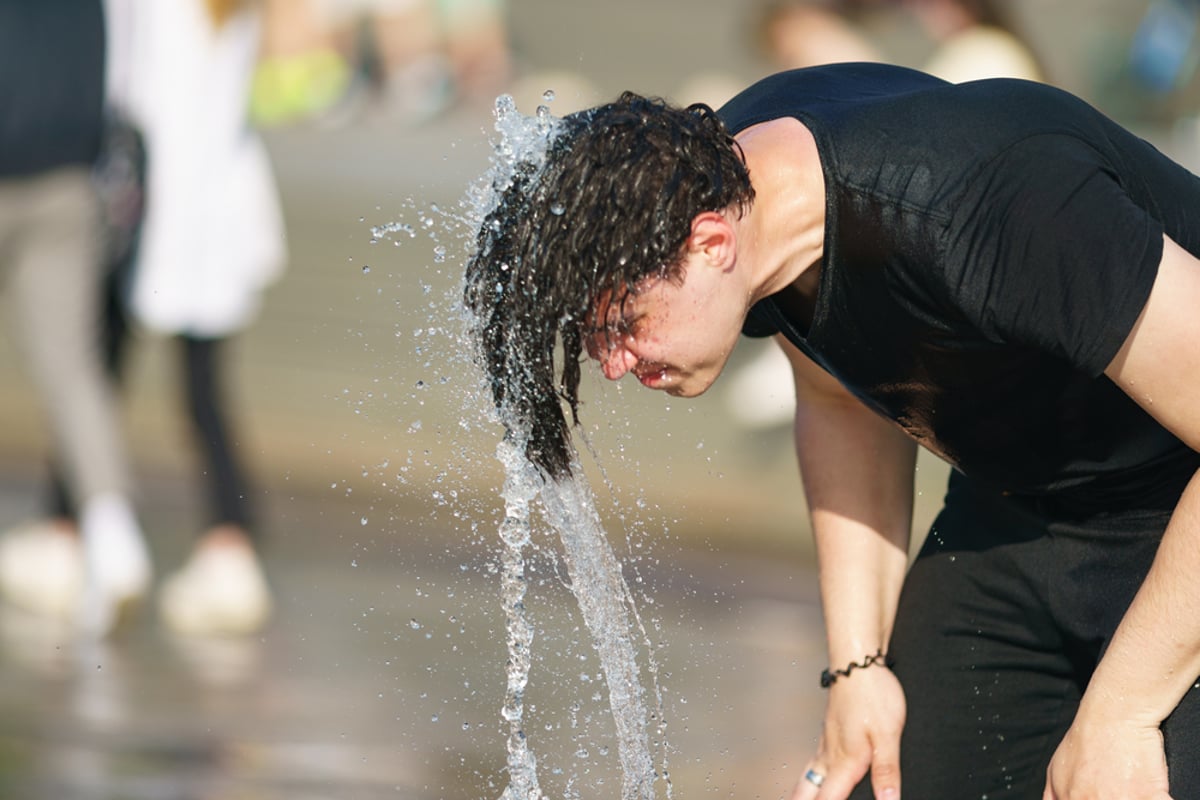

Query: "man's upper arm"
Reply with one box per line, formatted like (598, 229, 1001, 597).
(1105, 235, 1200, 451)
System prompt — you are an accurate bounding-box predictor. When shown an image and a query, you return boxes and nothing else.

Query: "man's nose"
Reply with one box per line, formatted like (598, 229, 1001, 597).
(600, 346, 637, 380)
(586, 331, 636, 380)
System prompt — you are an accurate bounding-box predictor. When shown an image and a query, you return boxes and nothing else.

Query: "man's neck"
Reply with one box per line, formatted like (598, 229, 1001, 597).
(732, 117, 827, 305)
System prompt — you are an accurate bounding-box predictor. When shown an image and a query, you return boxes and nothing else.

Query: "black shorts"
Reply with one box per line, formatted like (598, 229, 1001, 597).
(850, 471, 1200, 798)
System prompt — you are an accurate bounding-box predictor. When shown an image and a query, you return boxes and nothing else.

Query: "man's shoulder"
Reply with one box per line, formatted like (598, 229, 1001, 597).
(718, 63, 949, 134)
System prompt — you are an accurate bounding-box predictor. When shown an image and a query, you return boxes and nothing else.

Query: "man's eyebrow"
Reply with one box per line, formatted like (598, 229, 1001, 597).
(583, 314, 632, 336)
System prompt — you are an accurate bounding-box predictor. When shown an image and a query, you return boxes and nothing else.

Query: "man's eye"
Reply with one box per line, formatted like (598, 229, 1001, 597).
(593, 315, 627, 335)
(610, 317, 637, 338)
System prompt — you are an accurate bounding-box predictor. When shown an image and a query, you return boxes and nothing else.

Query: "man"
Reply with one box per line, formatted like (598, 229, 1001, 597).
(464, 63, 1200, 799)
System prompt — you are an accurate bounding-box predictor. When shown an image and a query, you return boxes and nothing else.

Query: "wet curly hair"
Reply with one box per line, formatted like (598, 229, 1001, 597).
(464, 91, 754, 480)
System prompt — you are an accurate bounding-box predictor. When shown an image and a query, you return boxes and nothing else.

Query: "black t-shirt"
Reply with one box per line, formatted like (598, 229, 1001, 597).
(720, 64, 1200, 507)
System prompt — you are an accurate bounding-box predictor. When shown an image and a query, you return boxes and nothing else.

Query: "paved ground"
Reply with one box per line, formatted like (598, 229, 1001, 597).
(0, 463, 832, 800)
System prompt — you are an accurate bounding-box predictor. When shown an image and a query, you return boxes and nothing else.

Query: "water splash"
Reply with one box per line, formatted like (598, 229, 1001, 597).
(461, 95, 561, 235)
(539, 469, 657, 800)
(464, 94, 669, 800)
(496, 435, 544, 800)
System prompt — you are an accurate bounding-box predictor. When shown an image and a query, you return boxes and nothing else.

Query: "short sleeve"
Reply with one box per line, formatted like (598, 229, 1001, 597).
(942, 135, 1163, 376)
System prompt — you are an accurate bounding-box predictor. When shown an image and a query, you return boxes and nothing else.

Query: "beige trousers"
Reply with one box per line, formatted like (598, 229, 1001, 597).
(0, 167, 133, 503)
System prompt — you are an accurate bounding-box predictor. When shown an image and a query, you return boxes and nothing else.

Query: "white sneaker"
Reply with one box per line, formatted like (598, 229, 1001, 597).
(0, 519, 84, 619)
(77, 493, 152, 637)
(159, 539, 272, 637)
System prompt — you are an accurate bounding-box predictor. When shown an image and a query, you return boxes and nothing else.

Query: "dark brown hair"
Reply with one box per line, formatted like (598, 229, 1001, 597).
(464, 91, 754, 479)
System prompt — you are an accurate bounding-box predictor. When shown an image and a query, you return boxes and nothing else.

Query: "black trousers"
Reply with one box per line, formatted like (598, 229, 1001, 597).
(850, 471, 1200, 799)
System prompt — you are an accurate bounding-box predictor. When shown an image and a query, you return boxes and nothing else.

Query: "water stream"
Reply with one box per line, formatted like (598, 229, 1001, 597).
(464, 96, 669, 800)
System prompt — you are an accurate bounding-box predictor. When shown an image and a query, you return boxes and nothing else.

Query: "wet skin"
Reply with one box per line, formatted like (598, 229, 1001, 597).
(584, 219, 751, 398)
(585, 271, 741, 396)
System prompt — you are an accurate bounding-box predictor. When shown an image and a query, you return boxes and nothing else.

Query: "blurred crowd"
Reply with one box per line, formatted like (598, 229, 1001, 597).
(251, 0, 512, 126)
(0, 0, 285, 640)
(0, 0, 520, 644)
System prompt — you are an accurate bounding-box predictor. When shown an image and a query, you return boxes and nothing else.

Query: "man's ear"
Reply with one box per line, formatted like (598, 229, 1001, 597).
(688, 211, 736, 270)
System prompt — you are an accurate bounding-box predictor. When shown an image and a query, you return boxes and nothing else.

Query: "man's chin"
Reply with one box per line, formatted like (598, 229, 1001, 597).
(665, 379, 713, 398)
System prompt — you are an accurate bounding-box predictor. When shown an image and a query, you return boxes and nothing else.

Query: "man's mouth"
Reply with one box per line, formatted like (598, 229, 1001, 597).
(634, 365, 670, 388)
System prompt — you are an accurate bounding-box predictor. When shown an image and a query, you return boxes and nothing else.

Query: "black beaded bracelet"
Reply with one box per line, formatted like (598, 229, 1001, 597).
(820, 648, 891, 688)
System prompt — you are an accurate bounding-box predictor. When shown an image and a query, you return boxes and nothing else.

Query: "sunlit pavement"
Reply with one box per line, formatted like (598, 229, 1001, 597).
(0, 464, 831, 799)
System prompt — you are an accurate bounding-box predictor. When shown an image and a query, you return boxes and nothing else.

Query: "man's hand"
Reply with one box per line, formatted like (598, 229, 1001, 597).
(1043, 713, 1171, 800)
(779, 335, 913, 800)
(789, 667, 905, 800)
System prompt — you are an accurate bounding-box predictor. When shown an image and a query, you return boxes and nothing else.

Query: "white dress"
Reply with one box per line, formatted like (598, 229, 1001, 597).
(108, 0, 286, 337)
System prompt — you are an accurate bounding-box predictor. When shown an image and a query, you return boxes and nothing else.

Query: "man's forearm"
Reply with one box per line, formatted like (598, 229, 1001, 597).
(794, 396, 915, 664)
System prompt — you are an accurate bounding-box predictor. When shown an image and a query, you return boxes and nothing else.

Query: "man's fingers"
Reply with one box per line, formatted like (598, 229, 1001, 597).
(788, 764, 824, 800)
(869, 751, 901, 800)
(787, 762, 825, 800)
(793, 758, 872, 800)
(815, 770, 864, 800)
(788, 778, 817, 800)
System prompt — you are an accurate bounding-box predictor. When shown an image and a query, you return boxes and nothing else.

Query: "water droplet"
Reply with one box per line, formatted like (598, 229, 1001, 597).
(362, 265, 371, 274)
(542, 89, 556, 102)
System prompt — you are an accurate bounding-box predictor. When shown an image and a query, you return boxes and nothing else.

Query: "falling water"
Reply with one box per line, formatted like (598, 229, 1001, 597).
(492, 434, 661, 800)
(464, 94, 667, 800)
(496, 435, 544, 800)
(538, 467, 658, 800)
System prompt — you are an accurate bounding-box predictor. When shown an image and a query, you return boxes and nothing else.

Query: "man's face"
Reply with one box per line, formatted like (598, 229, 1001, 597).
(584, 252, 745, 397)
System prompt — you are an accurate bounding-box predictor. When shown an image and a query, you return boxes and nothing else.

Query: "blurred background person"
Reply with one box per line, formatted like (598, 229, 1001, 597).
(253, 0, 512, 126)
(112, 0, 285, 636)
(436, 0, 513, 105)
(755, 0, 883, 71)
(904, 0, 1045, 83)
(326, 0, 460, 125)
(1121, 0, 1199, 169)
(0, 0, 151, 637)
(251, 0, 355, 126)
(6, 0, 285, 638)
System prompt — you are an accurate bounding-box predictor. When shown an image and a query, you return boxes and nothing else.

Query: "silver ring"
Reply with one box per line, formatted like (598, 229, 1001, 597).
(804, 768, 825, 787)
